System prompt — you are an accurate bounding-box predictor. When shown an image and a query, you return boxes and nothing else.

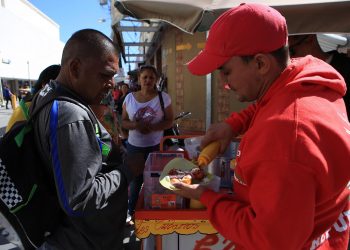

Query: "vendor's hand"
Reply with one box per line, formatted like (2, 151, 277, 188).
(172, 182, 207, 200)
(201, 122, 236, 154)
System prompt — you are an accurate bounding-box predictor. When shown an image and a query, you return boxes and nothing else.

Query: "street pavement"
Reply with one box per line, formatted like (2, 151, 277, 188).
(0, 104, 141, 250)
(0, 105, 12, 137)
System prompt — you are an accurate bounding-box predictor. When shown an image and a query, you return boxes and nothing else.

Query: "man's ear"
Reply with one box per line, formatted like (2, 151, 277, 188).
(68, 58, 80, 82)
(253, 54, 270, 75)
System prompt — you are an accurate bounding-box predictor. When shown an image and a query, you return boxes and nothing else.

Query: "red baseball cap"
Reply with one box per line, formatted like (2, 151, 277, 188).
(187, 3, 288, 75)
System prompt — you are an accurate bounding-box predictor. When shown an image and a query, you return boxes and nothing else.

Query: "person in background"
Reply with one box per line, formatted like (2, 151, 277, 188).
(289, 34, 350, 118)
(2, 84, 13, 110)
(31, 29, 140, 249)
(116, 83, 130, 117)
(112, 84, 121, 105)
(6, 64, 61, 132)
(122, 65, 174, 225)
(116, 83, 130, 146)
(129, 76, 141, 92)
(91, 92, 122, 146)
(172, 3, 350, 249)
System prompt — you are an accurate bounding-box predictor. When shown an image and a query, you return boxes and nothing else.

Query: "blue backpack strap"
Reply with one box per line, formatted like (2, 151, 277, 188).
(47, 98, 111, 216)
(30, 92, 110, 159)
(49, 100, 82, 217)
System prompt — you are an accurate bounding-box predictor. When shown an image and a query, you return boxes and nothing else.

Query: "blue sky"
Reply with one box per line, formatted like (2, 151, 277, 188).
(28, 0, 113, 43)
(27, 0, 139, 72)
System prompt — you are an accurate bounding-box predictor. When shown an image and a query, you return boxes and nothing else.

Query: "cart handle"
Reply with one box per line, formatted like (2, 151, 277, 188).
(160, 134, 203, 152)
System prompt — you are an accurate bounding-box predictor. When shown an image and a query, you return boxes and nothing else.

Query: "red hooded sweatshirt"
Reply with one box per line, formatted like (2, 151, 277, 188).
(200, 56, 350, 250)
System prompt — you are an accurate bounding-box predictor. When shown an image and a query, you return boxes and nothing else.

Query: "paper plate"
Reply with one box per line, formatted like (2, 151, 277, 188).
(159, 158, 213, 190)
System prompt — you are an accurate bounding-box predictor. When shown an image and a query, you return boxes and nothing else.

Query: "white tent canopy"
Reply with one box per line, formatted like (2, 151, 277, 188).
(114, 0, 350, 34)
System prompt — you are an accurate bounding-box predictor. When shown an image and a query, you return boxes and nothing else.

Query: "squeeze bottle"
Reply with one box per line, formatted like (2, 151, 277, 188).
(197, 141, 221, 167)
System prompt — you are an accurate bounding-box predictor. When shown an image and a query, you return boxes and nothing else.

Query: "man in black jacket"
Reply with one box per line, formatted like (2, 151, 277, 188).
(31, 29, 139, 249)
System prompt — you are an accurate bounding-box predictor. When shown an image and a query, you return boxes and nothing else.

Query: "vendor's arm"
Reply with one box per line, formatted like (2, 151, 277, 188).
(201, 161, 315, 249)
(201, 103, 257, 153)
(225, 102, 257, 134)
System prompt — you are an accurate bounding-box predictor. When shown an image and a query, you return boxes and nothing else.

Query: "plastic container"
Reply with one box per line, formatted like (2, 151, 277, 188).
(207, 141, 240, 188)
(144, 152, 185, 172)
(143, 170, 185, 209)
(143, 152, 185, 209)
(184, 136, 203, 160)
(208, 157, 231, 188)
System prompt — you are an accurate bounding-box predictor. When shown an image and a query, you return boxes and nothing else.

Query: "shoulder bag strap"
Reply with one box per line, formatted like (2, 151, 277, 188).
(158, 91, 166, 120)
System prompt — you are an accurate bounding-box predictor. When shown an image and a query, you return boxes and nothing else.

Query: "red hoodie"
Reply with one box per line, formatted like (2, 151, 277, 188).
(200, 56, 350, 249)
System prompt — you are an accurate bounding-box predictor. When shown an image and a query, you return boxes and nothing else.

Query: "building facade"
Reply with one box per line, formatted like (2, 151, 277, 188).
(0, 0, 64, 102)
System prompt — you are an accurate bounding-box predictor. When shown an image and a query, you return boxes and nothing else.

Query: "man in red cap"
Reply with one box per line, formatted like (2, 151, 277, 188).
(173, 3, 350, 249)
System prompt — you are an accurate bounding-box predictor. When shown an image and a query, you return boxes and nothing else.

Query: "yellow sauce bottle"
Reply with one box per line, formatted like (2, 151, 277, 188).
(230, 159, 236, 169)
(197, 141, 221, 167)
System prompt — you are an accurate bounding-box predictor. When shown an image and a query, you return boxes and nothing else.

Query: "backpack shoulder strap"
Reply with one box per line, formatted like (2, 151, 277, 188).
(19, 99, 30, 121)
(15, 93, 100, 147)
(14, 94, 56, 147)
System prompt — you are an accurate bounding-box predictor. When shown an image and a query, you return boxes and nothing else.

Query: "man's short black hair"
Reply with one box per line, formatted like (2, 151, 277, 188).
(61, 29, 118, 65)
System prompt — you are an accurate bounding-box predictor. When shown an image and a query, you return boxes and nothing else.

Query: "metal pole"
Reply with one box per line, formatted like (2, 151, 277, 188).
(0, 78, 3, 106)
(27, 61, 31, 88)
(205, 31, 212, 130)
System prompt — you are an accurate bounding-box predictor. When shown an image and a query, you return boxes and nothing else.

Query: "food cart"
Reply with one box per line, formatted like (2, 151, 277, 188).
(134, 135, 239, 250)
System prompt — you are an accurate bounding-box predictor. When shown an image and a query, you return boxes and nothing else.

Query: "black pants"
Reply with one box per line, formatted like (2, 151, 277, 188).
(5, 97, 11, 109)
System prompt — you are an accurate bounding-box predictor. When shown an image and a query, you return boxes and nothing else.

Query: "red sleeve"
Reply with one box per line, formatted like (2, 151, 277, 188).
(224, 103, 257, 135)
(200, 161, 316, 250)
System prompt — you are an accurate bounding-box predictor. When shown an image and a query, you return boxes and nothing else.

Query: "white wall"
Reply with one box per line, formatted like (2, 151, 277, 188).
(0, 0, 64, 81)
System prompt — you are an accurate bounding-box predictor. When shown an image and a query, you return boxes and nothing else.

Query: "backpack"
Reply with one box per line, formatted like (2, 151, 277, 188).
(0, 93, 100, 249)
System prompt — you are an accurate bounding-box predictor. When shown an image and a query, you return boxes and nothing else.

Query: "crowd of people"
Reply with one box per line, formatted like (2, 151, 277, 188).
(1, 2, 349, 249)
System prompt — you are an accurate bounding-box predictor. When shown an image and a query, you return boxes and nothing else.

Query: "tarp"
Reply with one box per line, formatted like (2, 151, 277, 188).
(114, 0, 350, 34)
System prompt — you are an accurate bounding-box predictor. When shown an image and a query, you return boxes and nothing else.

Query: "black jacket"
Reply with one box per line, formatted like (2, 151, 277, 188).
(329, 51, 350, 118)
